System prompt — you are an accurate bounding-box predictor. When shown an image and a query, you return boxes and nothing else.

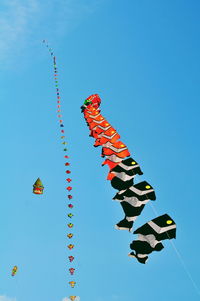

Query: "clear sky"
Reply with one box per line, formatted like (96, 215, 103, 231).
(0, 1, 200, 301)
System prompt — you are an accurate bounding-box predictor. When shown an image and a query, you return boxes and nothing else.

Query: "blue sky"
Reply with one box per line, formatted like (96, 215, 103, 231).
(0, 0, 200, 300)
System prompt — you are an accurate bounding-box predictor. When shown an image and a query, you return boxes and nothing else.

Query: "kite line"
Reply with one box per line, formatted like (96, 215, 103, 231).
(149, 202, 200, 297)
(43, 40, 78, 301)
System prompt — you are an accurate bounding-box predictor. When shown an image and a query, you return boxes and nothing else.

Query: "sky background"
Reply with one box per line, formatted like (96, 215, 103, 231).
(0, 0, 200, 301)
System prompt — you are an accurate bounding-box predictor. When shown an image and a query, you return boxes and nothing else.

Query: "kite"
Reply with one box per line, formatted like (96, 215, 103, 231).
(62, 296, 80, 301)
(43, 40, 76, 290)
(69, 268, 75, 275)
(67, 296, 80, 301)
(69, 281, 76, 288)
(69, 297, 80, 301)
(129, 214, 176, 263)
(11, 266, 18, 276)
(33, 178, 44, 194)
(81, 94, 176, 263)
(68, 244, 74, 250)
(113, 181, 156, 231)
(67, 233, 73, 239)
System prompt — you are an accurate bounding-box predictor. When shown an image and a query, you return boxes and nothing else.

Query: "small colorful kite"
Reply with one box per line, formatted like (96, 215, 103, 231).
(68, 244, 74, 250)
(33, 178, 44, 195)
(68, 256, 74, 262)
(11, 266, 18, 276)
(67, 233, 73, 239)
(69, 296, 80, 301)
(69, 281, 76, 288)
(69, 268, 75, 275)
(63, 296, 80, 301)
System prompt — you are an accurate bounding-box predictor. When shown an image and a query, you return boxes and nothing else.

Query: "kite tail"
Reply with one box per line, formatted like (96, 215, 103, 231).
(43, 40, 77, 296)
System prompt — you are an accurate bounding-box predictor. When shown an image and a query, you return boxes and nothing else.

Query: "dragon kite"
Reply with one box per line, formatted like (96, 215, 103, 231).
(81, 94, 176, 264)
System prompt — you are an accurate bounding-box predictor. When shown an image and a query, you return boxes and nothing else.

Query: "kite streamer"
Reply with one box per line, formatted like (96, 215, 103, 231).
(81, 94, 176, 264)
(43, 40, 77, 298)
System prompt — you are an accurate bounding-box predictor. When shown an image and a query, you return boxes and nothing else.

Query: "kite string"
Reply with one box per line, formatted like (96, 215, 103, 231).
(149, 202, 200, 297)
